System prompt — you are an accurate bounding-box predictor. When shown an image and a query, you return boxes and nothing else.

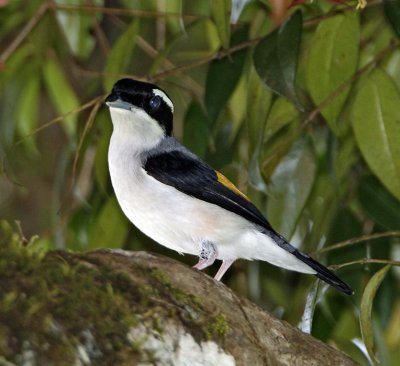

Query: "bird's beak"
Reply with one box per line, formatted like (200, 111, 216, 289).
(105, 94, 133, 111)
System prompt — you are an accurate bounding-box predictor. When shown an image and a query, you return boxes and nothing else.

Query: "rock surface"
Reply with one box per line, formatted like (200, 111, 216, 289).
(0, 243, 359, 366)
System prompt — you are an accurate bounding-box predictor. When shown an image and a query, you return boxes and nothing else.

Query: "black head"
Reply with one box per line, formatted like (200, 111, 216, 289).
(106, 79, 174, 136)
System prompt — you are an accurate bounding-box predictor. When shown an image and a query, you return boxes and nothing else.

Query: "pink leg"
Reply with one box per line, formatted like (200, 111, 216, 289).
(193, 241, 217, 271)
(192, 256, 216, 270)
(214, 259, 235, 281)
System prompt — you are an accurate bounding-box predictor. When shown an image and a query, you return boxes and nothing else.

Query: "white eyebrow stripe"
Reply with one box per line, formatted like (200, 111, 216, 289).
(153, 89, 174, 112)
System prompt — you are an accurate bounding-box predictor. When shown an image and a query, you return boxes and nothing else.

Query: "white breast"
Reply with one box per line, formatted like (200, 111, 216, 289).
(107, 119, 315, 274)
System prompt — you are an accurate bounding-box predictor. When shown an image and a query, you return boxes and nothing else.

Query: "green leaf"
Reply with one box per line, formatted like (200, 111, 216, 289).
(183, 102, 209, 158)
(103, 19, 140, 91)
(334, 136, 357, 181)
(358, 175, 400, 230)
(253, 10, 302, 106)
(306, 12, 360, 134)
(42, 55, 80, 138)
(304, 174, 338, 252)
(247, 66, 272, 148)
(227, 73, 247, 140)
(384, 0, 400, 38)
(360, 265, 391, 363)
(88, 197, 130, 250)
(168, 19, 220, 62)
(94, 111, 112, 193)
(211, 0, 231, 49)
(352, 69, 400, 201)
(385, 49, 400, 91)
(246, 67, 272, 192)
(267, 138, 316, 238)
(166, 0, 185, 35)
(205, 26, 248, 124)
(264, 97, 299, 140)
(16, 73, 40, 153)
(54, 0, 103, 59)
(231, 0, 249, 24)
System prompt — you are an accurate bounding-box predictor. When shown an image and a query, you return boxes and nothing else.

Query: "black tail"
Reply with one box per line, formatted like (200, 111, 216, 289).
(292, 249, 353, 295)
(271, 232, 354, 295)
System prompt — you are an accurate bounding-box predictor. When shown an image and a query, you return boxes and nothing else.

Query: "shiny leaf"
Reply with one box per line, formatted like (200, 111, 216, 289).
(360, 265, 391, 363)
(267, 138, 316, 238)
(307, 12, 360, 134)
(253, 10, 302, 106)
(352, 69, 400, 201)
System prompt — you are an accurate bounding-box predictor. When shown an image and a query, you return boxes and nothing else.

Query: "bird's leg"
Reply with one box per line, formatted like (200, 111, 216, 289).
(192, 241, 217, 271)
(214, 259, 235, 281)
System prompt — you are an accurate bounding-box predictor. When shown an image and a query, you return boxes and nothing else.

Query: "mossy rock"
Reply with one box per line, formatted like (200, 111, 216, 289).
(0, 229, 358, 365)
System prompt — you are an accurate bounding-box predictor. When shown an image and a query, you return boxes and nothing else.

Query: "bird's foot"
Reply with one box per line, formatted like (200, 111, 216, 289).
(214, 259, 235, 281)
(193, 241, 217, 270)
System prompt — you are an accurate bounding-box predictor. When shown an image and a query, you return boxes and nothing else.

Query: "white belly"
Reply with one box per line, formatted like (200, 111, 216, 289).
(108, 140, 249, 258)
(108, 135, 315, 274)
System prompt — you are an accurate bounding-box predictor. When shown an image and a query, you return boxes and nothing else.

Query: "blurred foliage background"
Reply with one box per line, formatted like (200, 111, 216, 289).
(1, 0, 400, 364)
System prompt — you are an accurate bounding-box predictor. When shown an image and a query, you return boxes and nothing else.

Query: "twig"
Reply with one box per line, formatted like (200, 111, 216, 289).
(92, 20, 111, 55)
(314, 231, 400, 255)
(304, 0, 382, 28)
(14, 220, 28, 246)
(301, 41, 399, 127)
(330, 258, 400, 270)
(56, 97, 103, 215)
(53, 3, 205, 21)
(0, 1, 50, 63)
(136, 36, 203, 98)
(1, 96, 104, 183)
(74, 36, 260, 90)
(262, 41, 398, 170)
(70, 98, 103, 193)
(150, 37, 261, 82)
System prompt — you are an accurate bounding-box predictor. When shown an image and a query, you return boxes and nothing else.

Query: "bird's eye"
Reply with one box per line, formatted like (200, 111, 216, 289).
(149, 96, 161, 110)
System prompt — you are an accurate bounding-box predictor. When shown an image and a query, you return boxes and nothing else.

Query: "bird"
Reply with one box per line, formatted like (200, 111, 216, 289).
(105, 78, 353, 296)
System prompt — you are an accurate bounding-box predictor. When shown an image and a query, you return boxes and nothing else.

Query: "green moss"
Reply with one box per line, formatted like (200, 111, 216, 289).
(207, 313, 229, 339)
(0, 222, 230, 363)
(149, 268, 230, 342)
(151, 269, 201, 311)
(0, 227, 141, 364)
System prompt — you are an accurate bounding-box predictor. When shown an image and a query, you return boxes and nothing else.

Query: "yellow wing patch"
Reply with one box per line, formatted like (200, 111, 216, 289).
(216, 171, 250, 201)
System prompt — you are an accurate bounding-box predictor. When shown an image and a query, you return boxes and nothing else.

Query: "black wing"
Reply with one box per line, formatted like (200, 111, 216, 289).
(144, 149, 353, 295)
(143, 150, 274, 232)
